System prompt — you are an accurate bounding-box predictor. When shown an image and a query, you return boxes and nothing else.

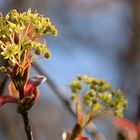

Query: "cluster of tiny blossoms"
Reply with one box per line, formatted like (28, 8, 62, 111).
(69, 75, 128, 127)
(0, 9, 57, 73)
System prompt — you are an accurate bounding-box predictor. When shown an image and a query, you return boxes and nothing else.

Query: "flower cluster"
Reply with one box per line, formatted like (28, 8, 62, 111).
(69, 75, 128, 127)
(0, 9, 58, 112)
(64, 75, 128, 140)
(0, 9, 58, 140)
(0, 9, 57, 75)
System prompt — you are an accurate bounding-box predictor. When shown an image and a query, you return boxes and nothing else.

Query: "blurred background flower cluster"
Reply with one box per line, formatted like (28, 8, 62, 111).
(0, 0, 139, 140)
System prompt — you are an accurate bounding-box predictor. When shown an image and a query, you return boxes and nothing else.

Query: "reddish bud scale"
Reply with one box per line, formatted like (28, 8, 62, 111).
(0, 75, 46, 108)
(0, 96, 17, 107)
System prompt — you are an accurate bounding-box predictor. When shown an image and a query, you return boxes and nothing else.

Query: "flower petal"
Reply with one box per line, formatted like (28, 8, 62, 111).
(0, 96, 17, 107)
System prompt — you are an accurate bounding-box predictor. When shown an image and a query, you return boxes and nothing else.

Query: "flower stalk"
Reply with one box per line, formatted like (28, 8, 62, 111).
(69, 123, 83, 140)
(18, 80, 33, 140)
(0, 9, 57, 140)
(62, 75, 128, 140)
(22, 112, 33, 140)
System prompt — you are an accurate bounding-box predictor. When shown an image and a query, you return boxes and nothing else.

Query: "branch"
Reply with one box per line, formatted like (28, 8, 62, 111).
(21, 112, 33, 140)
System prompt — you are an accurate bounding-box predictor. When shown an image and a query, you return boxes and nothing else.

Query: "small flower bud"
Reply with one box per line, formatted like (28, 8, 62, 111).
(99, 80, 106, 86)
(44, 51, 51, 59)
(123, 101, 128, 108)
(114, 109, 123, 117)
(77, 74, 82, 81)
(101, 93, 112, 103)
(51, 29, 58, 36)
(109, 101, 116, 108)
(92, 103, 102, 111)
(87, 89, 95, 98)
(35, 48, 42, 55)
(71, 94, 77, 101)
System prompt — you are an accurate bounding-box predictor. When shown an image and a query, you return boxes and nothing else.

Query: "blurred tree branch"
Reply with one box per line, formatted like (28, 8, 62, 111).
(9, 0, 26, 11)
(120, 1, 140, 139)
(125, 0, 140, 63)
(120, 0, 140, 95)
(127, 0, 140, 122)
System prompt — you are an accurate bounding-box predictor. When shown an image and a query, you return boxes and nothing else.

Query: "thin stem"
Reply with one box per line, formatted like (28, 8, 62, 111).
(19, 86, 24, 100)
(69, 123, 83, 140)
(17, 26, 22, 61)
(19, 89, 34, 140)
(21, 61, 30, 76)
(83, 104, 103, 128)
(21, 50, 30, 75)
(31, 55, 45, 62)
(76, 95, 81, 117)
(12, 55, 22, 67)
(21, 23, 31, 42)
(9, 34, 15, 45)
(0, 40, 6, 49)
(21, 112, 33, 140)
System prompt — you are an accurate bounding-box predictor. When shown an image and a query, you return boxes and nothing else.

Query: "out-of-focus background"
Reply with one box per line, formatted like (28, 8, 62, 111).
(0, 0, 140, 140)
